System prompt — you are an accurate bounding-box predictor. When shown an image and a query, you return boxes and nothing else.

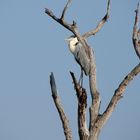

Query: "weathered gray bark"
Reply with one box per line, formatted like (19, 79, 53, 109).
(88, 48, 101, 140)
(50, 73, 72, 140)
(70, 72, 89, 140)
(47, 1, 140, 140)
(132, 3, 140, 59)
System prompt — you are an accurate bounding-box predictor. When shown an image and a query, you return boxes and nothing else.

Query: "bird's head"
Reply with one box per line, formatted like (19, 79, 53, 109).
(65, 36, 78, 53)
(65, 35, 76, 42)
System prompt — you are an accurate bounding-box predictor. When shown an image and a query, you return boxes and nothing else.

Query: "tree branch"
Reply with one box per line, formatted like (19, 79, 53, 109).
(88, 48, 101, 140)
(45, 7, 75, 33)
(61, 0, 72, 20)
(70, 72, 89, 140)
(45, 0, 89, 53)
(82, 0, 111, 38)
(50, 72, 73, 140)
(44, 0, 79, 37)
(45, 0, 110, 55)
(98, 63, 140, 128)
(132, 3, 140, 59)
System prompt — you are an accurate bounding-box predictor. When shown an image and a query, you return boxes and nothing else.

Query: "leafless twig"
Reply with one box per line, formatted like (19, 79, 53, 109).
(50, 73, 73, 140)
(82, 0, 110, 38)
(132, 3, 140, 59)
(61, 0, 72, 20)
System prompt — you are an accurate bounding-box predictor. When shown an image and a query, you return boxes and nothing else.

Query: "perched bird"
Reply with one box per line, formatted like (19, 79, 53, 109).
(66, 36, 91, 84)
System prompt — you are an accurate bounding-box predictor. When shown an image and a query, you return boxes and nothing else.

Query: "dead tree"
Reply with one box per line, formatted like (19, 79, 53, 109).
(46, 1, 140, 140)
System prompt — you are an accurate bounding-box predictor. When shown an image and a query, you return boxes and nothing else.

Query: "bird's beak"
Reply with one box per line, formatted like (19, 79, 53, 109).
(65, 38, 70, 42)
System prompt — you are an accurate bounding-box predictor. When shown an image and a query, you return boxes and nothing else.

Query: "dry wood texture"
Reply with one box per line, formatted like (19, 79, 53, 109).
(47, 1, 140, 140)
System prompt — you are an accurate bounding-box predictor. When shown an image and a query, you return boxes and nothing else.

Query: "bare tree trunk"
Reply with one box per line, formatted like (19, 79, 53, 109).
(89, 129, 100, 140)
(46, 1, 140, 140)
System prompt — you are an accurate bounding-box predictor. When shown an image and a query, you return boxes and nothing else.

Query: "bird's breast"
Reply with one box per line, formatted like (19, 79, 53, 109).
(69, 44, 76, 53)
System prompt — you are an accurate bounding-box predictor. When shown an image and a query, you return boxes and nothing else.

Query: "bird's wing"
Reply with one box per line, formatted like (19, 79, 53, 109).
(74, 43, 90, 75)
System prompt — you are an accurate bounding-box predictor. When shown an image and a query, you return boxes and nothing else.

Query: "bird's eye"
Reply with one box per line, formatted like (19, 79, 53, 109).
(75, 42, 78, 45)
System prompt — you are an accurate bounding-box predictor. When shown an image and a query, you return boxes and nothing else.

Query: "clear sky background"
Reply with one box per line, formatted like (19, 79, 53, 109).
(0, 0, 140, 140)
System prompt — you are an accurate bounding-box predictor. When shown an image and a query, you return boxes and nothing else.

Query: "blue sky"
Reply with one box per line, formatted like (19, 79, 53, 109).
(0, 0, 140, 140)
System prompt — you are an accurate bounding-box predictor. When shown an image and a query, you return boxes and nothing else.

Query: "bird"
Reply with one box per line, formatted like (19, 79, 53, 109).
(65, 36, 91, 85)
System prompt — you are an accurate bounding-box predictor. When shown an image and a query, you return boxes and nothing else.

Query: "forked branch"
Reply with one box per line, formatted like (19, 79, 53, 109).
(83, 0, 110, 38)
(47, 1, 140, 140)
(45, 6, 76, 34)
(45, 0, 88, 50)
(45, 0, 110, 47)
(50, 73, 72, 140)
(45, 0, 80, 36)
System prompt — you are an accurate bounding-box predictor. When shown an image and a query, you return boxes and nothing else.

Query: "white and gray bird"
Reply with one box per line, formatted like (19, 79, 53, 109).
(66, 36, 91, 84)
